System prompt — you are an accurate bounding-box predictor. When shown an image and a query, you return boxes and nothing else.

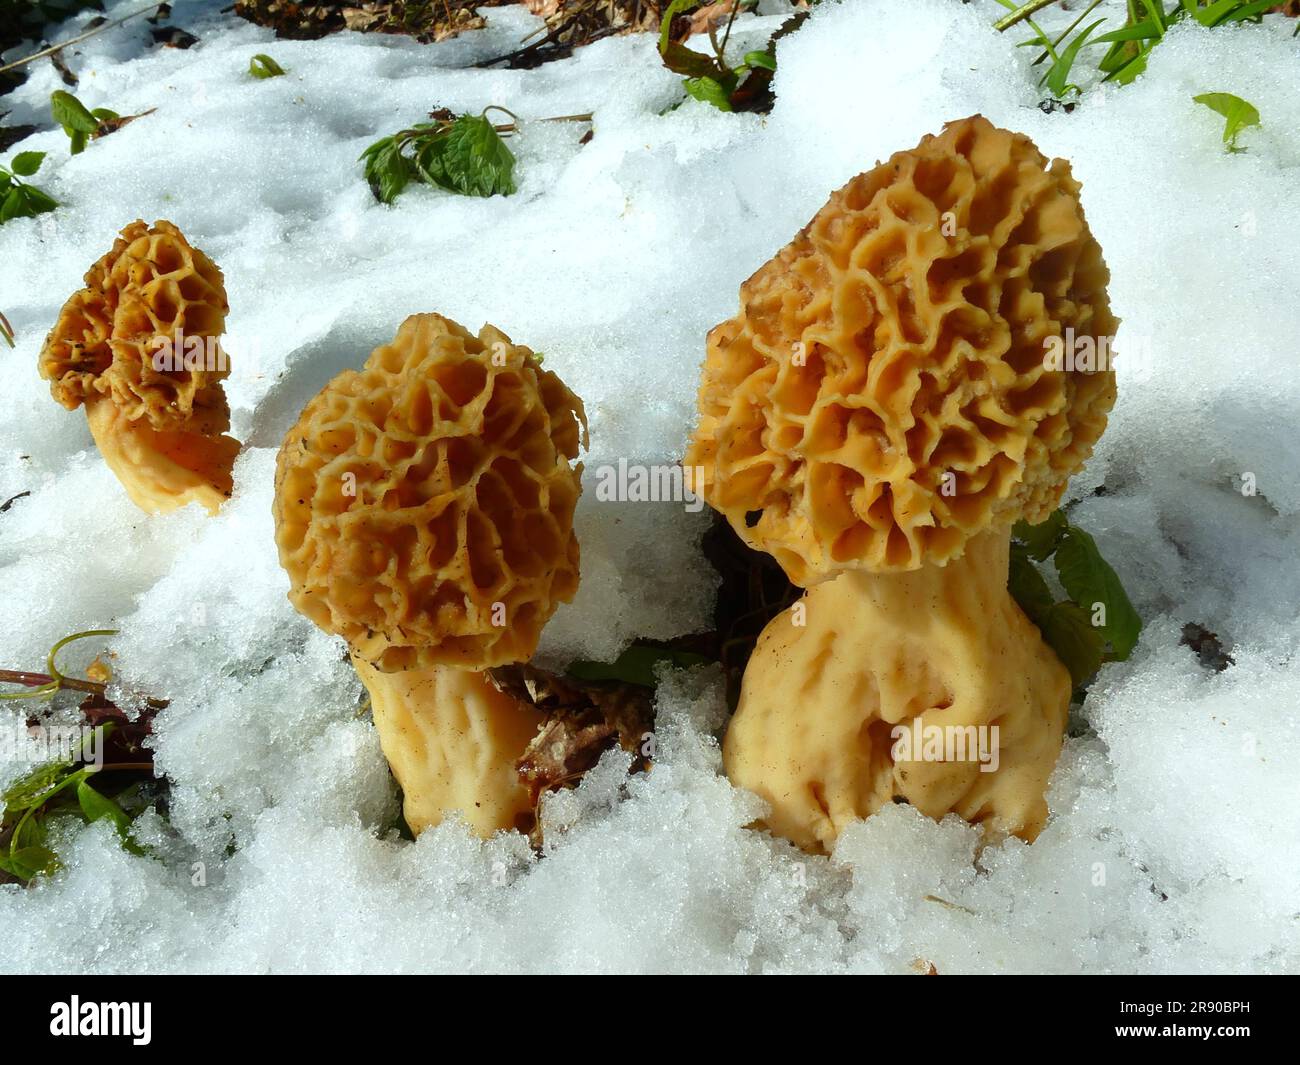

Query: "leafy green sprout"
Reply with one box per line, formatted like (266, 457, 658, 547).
(51, 89, 118, 155)
(657, 0, 784, 113)
(249, 53, 286, 79)
(360, 105, 520, 204)
(1193, 92, 1260, 151)
(994, 1, 1280, 99)
(0, 150, 58, 225)
(1009, 509, 1142, 688)
(0, 629, 150, 883)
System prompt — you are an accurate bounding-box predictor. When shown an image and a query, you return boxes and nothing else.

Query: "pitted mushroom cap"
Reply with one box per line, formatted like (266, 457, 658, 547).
(685, 115, 1118, 586)
(40, 219, 232, 436)
(274, 313, 587, 673)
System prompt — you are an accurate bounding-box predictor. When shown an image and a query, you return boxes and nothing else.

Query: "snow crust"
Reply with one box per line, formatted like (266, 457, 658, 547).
(1, 0, 1298, 972)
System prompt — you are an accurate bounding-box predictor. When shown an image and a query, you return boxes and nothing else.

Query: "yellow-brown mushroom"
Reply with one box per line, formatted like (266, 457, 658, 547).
(273, 313, 586, 837)
(685, 116, 1118, 852)
(39, 220, 241, 514)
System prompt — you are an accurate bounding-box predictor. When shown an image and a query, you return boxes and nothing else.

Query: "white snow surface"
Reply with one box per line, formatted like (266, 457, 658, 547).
(1, 0, 1298, 972)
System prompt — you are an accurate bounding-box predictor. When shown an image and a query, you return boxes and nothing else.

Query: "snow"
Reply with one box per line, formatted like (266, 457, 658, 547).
(1, 0, 1299, 973)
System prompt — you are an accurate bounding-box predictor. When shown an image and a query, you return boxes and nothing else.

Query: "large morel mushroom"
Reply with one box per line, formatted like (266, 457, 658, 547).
(274, 313, 586, 837)
(40, 220, 241, 514)
(685, 116, 1119, 852)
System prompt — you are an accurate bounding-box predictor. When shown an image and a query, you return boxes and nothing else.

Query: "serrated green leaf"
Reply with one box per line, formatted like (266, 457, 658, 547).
(684, 75, 735, 111)
(432, 115, 517, 198)
(51, 90, 98, 135)
(1039, 600, 1107, 686)
(1193, 92, 1260, 151)
(9, 151, 45, 177)
(1013, 509, 1068, 561)
(249, 53, 286, 79)
(1053, 525, 1142, 658)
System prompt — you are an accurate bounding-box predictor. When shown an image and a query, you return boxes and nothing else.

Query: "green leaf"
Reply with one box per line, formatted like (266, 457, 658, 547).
(361, 137, 414, 204)
(1094, 20, 1163, 44)
(3, 759, 71, 809)
(425, 115, 517, 198)
(742, 49, 777, 72)
(9, 151, 45, 177)
(76, 777, 132, 837)
(660, 40, 726, 80)
(50, 90, 99, 136)
(1040, 601, 1107, 686)
(68, 129, 88, 156)
(1105, 49, 1150, 84)
(249, 53, 286, 79)
(1052, 525, 1142, 659)
(1043, 19, 1106, 97)
(1223, 0, 1281, 21)
(0, 187, 26, 223)
(1193, 92, 1260, 152)
(89, 107, 120, 122)
(1008, 546, 1055, 624)
(568, 644, 710, 688)
(4, 845, 59, 880)
(1139, 0, 1169, 33)
(1012, 509, 1068, 561)
(684, 75, 735, 111)
(18, 184, 59, 215)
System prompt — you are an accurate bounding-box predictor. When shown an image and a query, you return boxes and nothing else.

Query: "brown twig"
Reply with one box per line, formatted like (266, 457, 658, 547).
(0, 668, 168, 710)
(0, 3, 161, 77)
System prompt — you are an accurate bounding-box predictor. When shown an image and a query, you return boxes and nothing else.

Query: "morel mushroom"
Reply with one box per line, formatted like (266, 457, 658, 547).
(273, 313, 586, 837)
(685, 116, 1118, 852)
(40, 220, 241, 514)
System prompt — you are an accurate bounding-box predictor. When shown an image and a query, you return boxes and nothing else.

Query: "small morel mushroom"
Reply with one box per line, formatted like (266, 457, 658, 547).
(685, 116, 1118, 852)
(39, 220, 241, 514)
(273, 313, 586, 837)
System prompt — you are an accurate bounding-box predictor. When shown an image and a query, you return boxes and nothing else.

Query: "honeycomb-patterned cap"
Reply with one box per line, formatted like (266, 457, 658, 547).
(685, 115, 1118, 586)
(274, 313, 587, 673)
(40, 219, 232, 435)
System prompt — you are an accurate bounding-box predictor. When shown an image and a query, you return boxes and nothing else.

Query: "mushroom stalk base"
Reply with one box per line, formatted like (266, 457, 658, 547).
(85, 397, 239, 515)
(723, 528, 1071, 853)
(351, 654, 544, 838)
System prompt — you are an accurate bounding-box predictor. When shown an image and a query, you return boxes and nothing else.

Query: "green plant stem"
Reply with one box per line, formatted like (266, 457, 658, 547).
(1031, 0, 1106, 66)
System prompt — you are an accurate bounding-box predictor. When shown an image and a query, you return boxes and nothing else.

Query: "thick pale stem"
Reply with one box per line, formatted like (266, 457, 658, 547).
(351, 653, 544, 838)
(723, 528, 1071, 853)
(85, 396, 239, 515)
